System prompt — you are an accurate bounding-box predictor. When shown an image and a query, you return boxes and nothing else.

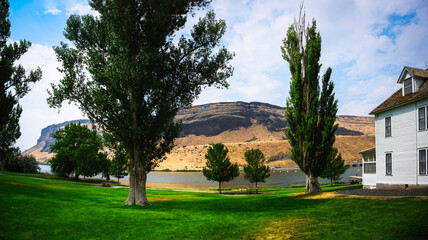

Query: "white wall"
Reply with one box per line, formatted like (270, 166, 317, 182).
(375, 103, 417, 185)
(362, 153, 377, 187)
(416, 98, 428, 184)
(363, 173, 377, 187)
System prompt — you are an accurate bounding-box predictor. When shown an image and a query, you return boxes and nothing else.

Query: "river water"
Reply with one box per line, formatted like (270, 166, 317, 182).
(39, 164, 362, 188)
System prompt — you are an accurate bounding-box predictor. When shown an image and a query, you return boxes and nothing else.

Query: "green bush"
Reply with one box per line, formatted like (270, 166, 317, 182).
(5, 154, 40, 173)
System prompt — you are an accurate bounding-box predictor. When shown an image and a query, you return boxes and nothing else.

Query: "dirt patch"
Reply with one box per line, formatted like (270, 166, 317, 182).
(149, 197, 173, 202)
(233, 191, 275, 196)
(248, 217, 314, 239)
(98, 192, 112, 195)
(291, 191, 339, 199)
(336, 187, 428, 197)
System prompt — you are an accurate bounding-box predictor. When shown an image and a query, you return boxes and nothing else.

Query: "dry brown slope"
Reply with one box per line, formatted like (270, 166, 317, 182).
(24, 102, 375, 168)
(158, 135, 375, 170)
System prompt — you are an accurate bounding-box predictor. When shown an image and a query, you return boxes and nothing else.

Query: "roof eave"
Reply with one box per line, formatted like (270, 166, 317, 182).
(358, 146, 376, 154)
(369, 94, 428, 115)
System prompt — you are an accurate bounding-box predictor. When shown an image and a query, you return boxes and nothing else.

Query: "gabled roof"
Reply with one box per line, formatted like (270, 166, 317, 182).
(397, 66, 428, 83)
(370, 67, 428, 115)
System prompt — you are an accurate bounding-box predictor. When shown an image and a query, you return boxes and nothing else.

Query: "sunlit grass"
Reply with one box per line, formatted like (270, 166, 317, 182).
(1, 172, 427, 239)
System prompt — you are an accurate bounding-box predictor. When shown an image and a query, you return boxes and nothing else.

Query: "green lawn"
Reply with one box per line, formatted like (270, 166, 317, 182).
(1, 172, 427, 239)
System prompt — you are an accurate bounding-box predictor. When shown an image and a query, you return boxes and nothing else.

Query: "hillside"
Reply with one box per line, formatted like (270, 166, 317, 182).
(24, 101, 375, 169)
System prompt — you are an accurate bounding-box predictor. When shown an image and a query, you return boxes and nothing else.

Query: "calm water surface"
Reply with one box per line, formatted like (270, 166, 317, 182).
(39, 164, 361, 188)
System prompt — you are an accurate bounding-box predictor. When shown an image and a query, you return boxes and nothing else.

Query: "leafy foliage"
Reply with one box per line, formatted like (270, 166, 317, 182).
(320, 148, 348, 186)
(0, 0, 42, 173)
(49, 122, 107, 180)
(243, 149, 270, 193)
(47, 0, 233, 205)
(109, 153, 127, 184)
(4, 151, 40, 174)
(281, 6, 338, 193)
(203, 143, 239, 193)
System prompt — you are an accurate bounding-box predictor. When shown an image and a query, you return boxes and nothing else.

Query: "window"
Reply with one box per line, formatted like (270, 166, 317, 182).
(404, 77, 412, 95)
(363, 154, 376, 174)
(385, 117, 391, 137)
(419, 107, 427, 130)
(386, 153, 392, 175)
(420, 149, 427, 175)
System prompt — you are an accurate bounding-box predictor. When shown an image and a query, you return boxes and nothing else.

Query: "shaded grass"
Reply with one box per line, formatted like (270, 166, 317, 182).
(1, 172, 427, 239)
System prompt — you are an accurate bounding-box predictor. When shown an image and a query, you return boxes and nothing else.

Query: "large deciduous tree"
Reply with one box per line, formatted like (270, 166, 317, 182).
(48, 1, 234, 205)
(281, 7, 338, 193)
(0, 0, 42, 174)
(203, 143, 239, 194)
(49, 122, 106, 180)
(243, 148, 270, 194)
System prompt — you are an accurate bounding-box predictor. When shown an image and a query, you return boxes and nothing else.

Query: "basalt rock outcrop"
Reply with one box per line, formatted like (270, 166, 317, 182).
(24, 101, 375, 168)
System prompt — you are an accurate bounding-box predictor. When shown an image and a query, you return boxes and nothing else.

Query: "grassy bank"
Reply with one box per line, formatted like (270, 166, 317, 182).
(1, 172, 427, 239)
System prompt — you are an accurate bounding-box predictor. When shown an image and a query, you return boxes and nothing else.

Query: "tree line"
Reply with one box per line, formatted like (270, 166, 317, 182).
(1, 0, 347, 205)
(49, 122, 127, 184)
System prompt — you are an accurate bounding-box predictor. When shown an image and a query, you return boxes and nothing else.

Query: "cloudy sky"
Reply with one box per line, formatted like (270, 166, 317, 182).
(8, 0, 428, 151)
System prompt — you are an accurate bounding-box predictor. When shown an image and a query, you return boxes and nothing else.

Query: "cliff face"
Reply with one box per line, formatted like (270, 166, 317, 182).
(36, 119, 92, 153)
(177, 102, 369, 139)
(24, 101, 375, 168)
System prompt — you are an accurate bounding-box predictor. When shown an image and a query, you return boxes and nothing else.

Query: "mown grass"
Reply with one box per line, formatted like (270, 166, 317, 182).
(1, 172, 427, 239)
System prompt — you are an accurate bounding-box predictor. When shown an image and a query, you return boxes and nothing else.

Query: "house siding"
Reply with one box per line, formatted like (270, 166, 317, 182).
(417, 98, 428, 184)
(361, 151, 376, 188)
(375, 103, 417, 185)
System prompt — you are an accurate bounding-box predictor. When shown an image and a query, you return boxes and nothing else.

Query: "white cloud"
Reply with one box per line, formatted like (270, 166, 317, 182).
(44, 7, 61, 15)
(66, 3, 99, 16)
(15, 43, 86, 151)
(12, 0, 428, 149)
(179, 0, 428, 112)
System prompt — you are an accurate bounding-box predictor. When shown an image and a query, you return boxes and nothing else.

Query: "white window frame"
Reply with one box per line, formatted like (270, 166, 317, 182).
(418, 106, 427, 131)
(419, 149, 427, 175)
(386, 153, 392, 176)
(385, 116, 392, 137)
(403, 77, 413, 95)
(363, 154, 376, 174)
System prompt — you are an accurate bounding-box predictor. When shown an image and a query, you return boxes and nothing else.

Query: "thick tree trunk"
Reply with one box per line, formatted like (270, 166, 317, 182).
(125, 156, 136, 205)
(0, 151, 5, 174)
(1, 157, 4, 174)
(117, 177, 120, 185)
(305, 172, 322, 193)
(124, 89, 151, 206)
(74, 173, 79, 181)
(219, 181, 222, 194)
(124, 147, 151, 206)
(135, 169, 150, 206)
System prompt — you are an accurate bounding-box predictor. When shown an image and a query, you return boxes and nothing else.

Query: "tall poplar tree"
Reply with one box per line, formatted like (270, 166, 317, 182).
(281, 7, 338, 193)
(48, 0, 234, 205)
(0, 0, 42, 173)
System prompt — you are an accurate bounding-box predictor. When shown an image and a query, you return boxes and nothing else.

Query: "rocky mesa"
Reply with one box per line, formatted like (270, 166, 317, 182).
(24, 101, 375, 169)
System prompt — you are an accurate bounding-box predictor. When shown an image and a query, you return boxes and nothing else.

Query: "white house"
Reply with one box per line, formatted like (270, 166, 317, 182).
(360, 66, 428, 189)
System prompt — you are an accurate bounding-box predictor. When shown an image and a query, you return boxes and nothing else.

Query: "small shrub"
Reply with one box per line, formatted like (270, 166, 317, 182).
(6, 154, 40, 173)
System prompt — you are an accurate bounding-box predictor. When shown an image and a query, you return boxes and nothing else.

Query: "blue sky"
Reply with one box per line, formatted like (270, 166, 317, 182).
(8, 0, 428, 150)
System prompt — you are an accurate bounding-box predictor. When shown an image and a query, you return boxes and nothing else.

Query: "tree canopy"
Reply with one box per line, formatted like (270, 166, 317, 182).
(0, 0, 42, 173)
(203, 143, 239, 194)
(320, 148, 348, 186)
(281, 6, 338, 193)
(49, 122, 107, 180)
(243, 148, 270, 193)
(48, 0, 233, 205)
